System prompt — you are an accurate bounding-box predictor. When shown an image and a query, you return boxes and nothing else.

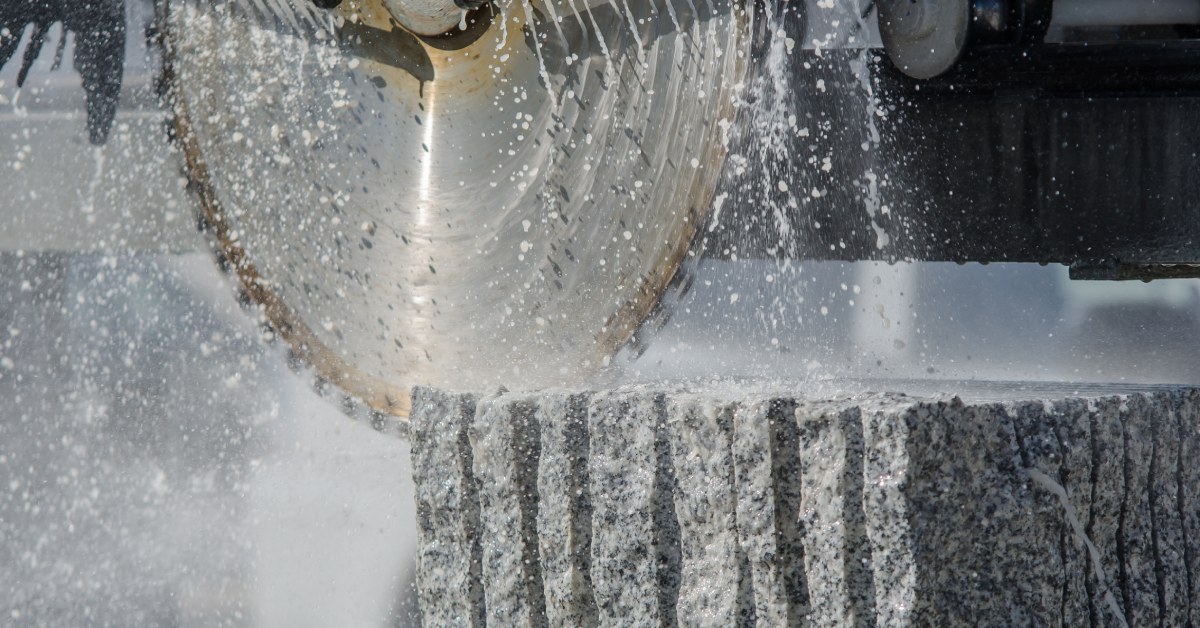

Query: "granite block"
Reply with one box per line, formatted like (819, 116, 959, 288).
(586, 391, 676, 627)
(666, 396, 750, 626)
(730, 399, 796, 626)
(795, 404, 873, 627)
(408, 386, 1200, 627)
(470, 393, 547, 627)
(535, 393, 599, 627)
(409, 387, 486, 627)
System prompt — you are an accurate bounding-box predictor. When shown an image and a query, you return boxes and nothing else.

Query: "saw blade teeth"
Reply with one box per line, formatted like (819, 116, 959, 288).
(218, 0, 320, 40)
(165, 0, 749, 417)
(291, 0, 327, 33)
(265, 0, 305, 35)
(538, 0, 570, 51)
(239, 0, 279, 29)
(659, 0, 684, 35)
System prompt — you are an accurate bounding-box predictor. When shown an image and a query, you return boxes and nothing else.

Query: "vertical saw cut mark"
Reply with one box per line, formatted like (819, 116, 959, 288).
(1027, 467, 1130, 628)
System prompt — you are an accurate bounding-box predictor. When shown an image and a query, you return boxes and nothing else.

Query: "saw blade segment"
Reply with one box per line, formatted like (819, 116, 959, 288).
(163, 0, 747, 418)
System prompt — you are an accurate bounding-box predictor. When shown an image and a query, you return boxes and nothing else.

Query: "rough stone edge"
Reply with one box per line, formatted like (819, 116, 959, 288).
(410, 386, 485, 627)
(795, 401, 875, 627)
(535, 392, 599, 627)
(470, 392, 548, 627)
(409, 386, 1200, 627)
(666, 395, 751, 626)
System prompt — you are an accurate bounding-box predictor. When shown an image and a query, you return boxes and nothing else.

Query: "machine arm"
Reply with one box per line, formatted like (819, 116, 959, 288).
(707, 0, 1200, 280)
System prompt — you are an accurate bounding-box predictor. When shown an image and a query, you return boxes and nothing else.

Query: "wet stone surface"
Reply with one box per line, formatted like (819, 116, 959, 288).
(409, 385, 1200, 626)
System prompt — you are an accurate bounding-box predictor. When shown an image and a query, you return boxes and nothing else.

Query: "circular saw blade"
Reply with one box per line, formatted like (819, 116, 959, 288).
(163, 0, 746, 418)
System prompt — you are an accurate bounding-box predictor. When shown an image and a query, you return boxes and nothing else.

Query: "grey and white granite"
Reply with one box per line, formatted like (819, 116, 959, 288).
(1151, 398, 1189, 628)
(665, 397, 750, 626)
(585, 391, 678, 627)
(409, 385, 1200, 627)
(1179, 392, 1200, 624)
(1091, 396, 1133, 626)
(409, 387, 486, 627)
(730, 399, 800, 626)
(795, 403, 873, 627)
(470, 393, 547, 627)
(535, 393, 599, 627)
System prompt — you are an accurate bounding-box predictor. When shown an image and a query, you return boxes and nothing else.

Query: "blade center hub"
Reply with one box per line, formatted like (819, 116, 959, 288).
(383, 0, 486, 36)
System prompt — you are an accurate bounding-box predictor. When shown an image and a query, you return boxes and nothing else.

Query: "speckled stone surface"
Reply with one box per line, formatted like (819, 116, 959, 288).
(470, 393, 547, 627)
(666, 397, 750, 626)
(408, 385, 1200, 627)
(863, 398, 1045, 624)
(731, 399, 800, 625)
(586, 391, 678, 627)
(795, 404, 874, 627)
(534, 393, 598, 627)
(409, 387, 485, 628)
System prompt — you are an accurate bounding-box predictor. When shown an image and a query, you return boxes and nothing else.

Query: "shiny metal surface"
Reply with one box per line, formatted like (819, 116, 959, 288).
(163, 0, 747, 417)
(381, 0, 468, 35)
(878, 0, 970, 79)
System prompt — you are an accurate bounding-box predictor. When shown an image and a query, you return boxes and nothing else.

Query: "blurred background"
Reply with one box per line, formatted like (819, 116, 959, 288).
(2, 5, 420, 625)
(5, 1, 1200, 626)
(0, 253, 421, 626)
